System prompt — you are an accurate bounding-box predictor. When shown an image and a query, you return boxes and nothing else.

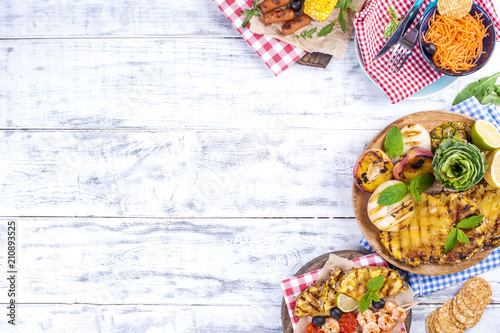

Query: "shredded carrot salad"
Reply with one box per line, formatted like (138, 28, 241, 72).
(423, 12, 490, 73)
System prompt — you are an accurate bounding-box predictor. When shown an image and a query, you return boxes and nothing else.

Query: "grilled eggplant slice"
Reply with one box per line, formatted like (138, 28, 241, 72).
(436, 192, 487, 263)
(380, 193, 453, 266)
(467, 182, 500, 247)
(337, 267, 406, 301)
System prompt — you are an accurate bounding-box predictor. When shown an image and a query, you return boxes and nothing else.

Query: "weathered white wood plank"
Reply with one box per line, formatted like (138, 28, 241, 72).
(0, 129, 376, 218)
(2, 39, 499, 130)
(0, 0, 237, 38)
(0, 304, 498, 332)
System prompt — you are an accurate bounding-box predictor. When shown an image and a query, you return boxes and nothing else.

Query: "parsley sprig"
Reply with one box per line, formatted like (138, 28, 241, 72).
(383, 4, 402, 39)
(359, 276, 385, 313)
(293, 27, 318, 39)
(444, 215, 483, 254)
(240, 1, 262, 28)
(318, 0, 355, 36)
(377, 174, 435, 205)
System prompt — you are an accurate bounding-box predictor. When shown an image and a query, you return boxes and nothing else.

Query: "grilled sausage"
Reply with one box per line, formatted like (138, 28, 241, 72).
(260, 0, 291, 13)
(263, 9, 295, 24)
(282, 15, 311, 35)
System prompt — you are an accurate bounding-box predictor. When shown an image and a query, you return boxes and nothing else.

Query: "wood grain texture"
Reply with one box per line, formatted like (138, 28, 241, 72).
(0, 129, 375, 218)
(1, 39, 499, 130)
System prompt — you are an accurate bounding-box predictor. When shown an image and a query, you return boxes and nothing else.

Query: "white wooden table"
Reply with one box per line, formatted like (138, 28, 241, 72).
(0, 0, 499, 331)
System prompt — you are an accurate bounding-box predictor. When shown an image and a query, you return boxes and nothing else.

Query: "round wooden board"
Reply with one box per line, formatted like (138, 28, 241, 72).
(280, 250, 412, 333)
(352, 110, 495, 276)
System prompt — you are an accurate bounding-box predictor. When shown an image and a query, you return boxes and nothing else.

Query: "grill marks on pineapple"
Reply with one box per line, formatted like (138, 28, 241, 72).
(467, 182, 500, 247)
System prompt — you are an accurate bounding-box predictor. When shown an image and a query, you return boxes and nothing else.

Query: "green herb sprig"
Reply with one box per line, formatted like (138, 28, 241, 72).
(293, 27, 318, 39)
(444, 215, 483, 254)
(240, 0, 262, 28)
(384, 126, 404, 158)
(359, 276, 385, 313)
(318, 0, 355, 36)
(383, 4, 402, 39)
(377, 174, 435, 205)
(453, 72, 500, 106)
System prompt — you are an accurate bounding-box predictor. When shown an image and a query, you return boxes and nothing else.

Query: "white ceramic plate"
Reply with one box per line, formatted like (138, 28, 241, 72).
(354, 36, 459, 100)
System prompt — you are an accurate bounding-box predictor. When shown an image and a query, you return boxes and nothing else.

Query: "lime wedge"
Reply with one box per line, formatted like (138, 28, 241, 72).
(471, 120, 500, 151)
(484, 149, 500, 188)
(336, 293, 359, 312)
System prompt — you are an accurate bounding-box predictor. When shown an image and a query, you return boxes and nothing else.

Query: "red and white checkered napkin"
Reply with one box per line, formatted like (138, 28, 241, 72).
(280, 253, 389, 330)
(354, 0, 500, 104)
(213, 0, 307, 76)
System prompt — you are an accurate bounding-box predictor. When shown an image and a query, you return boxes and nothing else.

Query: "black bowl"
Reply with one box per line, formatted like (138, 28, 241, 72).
(419, 3, 496, 76)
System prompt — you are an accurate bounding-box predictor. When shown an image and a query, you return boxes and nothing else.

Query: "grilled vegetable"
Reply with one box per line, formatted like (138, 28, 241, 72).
(353, 149, 394, 192)
(304, 0, 339, 21)
(380, 193, 453, 266)
(429, 121, 472, 153)
(294, 268, 343, 318)
(393, 147, 434, 184)
(433, 138, 486, 191)
(367, 180, 415, 231)
(400, 124, 432, 155)
(336, 267, 406, 301)
(436, 192, 487, 263)
(467, 182, 500, 247)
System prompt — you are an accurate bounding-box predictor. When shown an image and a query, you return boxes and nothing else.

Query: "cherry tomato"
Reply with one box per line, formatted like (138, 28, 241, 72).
(338, 313, 358, 333)
(306, 322, 323, 333)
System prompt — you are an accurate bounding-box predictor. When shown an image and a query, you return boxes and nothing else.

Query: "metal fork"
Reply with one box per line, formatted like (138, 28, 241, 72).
(387, 22, 421, 73)
(387, 0, 439, 73)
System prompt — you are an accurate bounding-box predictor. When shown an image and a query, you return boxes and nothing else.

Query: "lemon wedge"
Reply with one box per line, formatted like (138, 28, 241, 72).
(484, 148, 500, 188)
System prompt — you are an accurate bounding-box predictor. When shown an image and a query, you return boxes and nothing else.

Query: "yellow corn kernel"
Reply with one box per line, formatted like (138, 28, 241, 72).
(303, 0, 339, 22)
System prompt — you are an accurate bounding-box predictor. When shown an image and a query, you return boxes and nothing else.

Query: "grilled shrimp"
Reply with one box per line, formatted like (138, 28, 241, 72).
(321, 318, 340, 333)
(377, 313, 396, 332)
(380, 302, 407, 322)
(361, 322, 381, 333)
(357, 309, 377, 327)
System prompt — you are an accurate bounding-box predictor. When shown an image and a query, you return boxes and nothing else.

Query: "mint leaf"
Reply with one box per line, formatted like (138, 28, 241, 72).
(384, 126, 403, 158)
(457, 229, 470, 244)
(444, 228, 458, 254)
(367, 276, 385, 292)
(410, 188, 421, 202)
(457, 215, 483, 229)
(410, 174, 435, 192)
(377, 183, 409, 206)
(371, 293, 380, 302)
(359, 292, 373, 313)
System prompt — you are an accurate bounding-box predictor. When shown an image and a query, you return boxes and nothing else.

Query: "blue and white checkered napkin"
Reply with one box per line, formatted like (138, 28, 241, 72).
(360, 97, 500, 296)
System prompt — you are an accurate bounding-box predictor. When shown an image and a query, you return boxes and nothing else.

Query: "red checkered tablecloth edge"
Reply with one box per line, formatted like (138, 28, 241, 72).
(280, 253, 392, 330)
(354, 0, 500, 104)
(213, 0, 307, 76)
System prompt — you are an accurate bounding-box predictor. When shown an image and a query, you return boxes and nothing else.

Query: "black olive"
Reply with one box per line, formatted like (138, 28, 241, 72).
(330, 307, 342, 320)
(312, 316, 326, 327)
(290, 0, 302, 12)
(373, 299, 386, 310)
(423, 43, 437, 57)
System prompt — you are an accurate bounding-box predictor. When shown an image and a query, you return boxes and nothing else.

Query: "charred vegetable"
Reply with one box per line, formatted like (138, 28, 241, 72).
(354, 149, 394, 192)
(433, 138, 486, 191)
(393, 147, 434, 184)
(430, 121, 472, 153)
(401, 124, 431, 155)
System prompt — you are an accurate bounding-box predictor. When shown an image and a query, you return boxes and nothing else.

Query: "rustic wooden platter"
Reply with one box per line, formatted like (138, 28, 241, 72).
(280, 250, 412, 333)
(352, 110, 495, 276)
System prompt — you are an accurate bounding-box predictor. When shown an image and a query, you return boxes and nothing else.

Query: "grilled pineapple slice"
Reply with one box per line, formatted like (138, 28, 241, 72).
(337, 267, 406, 301)
(467, 182, 500, 247)
(294, 269, 343, 318)
(380, 193, 453, 266)
(436, 192, 487, 263)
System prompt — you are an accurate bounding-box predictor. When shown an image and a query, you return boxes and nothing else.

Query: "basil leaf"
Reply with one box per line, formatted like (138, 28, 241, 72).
(482, 93, 500, 106)
(318, 20, 337, 37)
(444, 228, 458, 254)
(453, 72, 500, 106)
(367, 276, 385, 292)
(410, 188, 421, 202)
(358, 292, 373, 313)
(457, 229, 470, 244)
(377, 183, 409, 206)
(384, 126, 403, 158)
(410, 174, 435, 192)
(457, 215, 483, 229)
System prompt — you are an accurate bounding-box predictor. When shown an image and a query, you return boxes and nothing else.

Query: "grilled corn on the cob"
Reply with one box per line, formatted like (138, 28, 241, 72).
(304, 0, 339, 22)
